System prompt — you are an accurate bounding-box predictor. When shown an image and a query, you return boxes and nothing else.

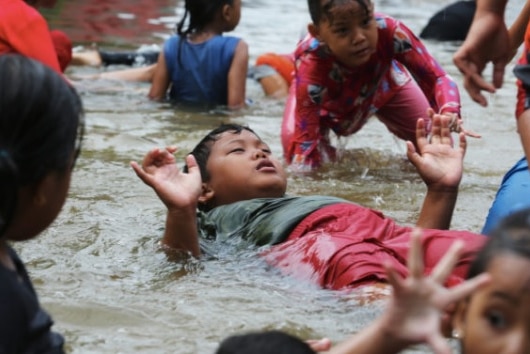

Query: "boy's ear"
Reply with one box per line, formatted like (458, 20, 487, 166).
(308, 23, 321, 41)
(198, 183, 215, 205)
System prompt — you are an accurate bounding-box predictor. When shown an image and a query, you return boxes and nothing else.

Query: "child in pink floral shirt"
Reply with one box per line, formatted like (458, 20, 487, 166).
(283, 0, 469, 170)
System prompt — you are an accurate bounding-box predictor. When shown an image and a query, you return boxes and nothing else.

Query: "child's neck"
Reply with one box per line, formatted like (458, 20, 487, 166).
(188, 22, 228, 43)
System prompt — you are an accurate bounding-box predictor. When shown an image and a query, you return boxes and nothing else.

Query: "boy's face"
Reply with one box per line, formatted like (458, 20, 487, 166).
(453, 254, 530, 354)
(309, 0, 378, 68)
(202, 129, 287, 208)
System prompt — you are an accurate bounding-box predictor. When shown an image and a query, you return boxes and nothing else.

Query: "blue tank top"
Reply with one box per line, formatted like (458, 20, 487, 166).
(163, 34, 241, 107)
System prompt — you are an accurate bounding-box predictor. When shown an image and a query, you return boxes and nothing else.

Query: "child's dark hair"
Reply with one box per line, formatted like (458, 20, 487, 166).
(176, 0, 234, 36)
(215, 330, 316, 354)
(0, 54, 85, 235)
(183, 123, 258, 211)
(307, 0, 370, 25)
(175, 0, 235, 66)
(467, 208, 530, 279)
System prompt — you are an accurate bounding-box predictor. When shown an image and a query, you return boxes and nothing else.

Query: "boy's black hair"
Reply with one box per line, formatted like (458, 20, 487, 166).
(307, 0, 370, 25)
(175, 0, 235, 67)
(0, 54, 85, 235)
(215, 330, 316, 354)
(467, 208, 530, 279)
(184, 123, 258, 211)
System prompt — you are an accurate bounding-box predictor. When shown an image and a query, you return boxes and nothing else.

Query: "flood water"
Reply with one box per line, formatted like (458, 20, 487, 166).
(17, 0, 524, 353)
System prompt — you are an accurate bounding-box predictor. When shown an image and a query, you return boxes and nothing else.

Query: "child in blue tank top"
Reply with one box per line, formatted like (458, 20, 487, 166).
(148, 0, 248, 109)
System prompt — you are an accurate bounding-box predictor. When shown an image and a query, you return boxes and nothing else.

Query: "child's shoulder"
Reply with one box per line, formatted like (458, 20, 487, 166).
(164, 34, 243, 50)
(374, 13, 400, 30)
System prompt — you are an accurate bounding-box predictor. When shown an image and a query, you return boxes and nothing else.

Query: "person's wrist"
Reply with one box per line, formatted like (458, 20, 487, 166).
(375, 312, 413, 351)
(426, 184, 459, 194)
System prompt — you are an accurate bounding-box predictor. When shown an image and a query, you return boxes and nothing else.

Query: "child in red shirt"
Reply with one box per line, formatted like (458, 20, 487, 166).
(0, 0, 71, 73)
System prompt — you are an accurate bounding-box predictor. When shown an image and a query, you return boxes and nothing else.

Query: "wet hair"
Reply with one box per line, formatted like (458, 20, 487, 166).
(185, 123, 258, 179)
(177, 0, 234, 36)
(215, 330, 316, 354)
(0, 54, 85, 235)
(175, 0, 235, 66)
(183, 123, 259, 211)
(467, 208, 530, 279)
(307, 0, 370, 25)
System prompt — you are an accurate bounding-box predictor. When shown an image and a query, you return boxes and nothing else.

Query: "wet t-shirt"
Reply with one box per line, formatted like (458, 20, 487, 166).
(0, 245, 64, 354)
(197, 196, 345, 246)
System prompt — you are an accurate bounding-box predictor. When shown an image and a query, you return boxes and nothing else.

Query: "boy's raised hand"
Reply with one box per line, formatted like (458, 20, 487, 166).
(407, 113, 466, 191)
(131, 147, 203, 211)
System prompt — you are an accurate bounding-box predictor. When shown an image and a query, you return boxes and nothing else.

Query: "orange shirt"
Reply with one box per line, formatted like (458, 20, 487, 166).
(0, 0, 62, 73)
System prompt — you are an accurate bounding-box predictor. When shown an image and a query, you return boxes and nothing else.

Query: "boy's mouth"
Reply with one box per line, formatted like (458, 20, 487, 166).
(256, 160, 276, 171)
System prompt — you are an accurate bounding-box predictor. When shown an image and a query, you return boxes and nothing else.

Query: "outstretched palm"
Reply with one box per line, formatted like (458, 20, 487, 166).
(382, 229, 489, 354)
(407, 114, 466, 190)
(131, 147, 203, 211)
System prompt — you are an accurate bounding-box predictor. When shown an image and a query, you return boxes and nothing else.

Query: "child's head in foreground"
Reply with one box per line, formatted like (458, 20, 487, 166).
(307, 0, 378, 68)
(177, 0, 241, 36)
(215, 330, 315, 354)
(186, 123, 287, 211)
(452, 208, 530, 354)
(0, 54, 84, 241)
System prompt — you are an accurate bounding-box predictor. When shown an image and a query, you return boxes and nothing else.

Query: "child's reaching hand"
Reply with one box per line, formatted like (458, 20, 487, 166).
(378, 229, 490, 353)
(406, 114, 466, 192)
(439, 111, 481, 139)
(323, 229, 489, 354)
(131, 147, 203, 212)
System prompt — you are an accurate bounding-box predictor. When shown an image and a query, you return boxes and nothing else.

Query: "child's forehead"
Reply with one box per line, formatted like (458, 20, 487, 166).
(486, 253, 530, 292)
(321, 0, 371, 21)
(213, 130, 265, 146)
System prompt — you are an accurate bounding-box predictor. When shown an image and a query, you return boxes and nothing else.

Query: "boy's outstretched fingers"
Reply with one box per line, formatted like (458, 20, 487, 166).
(442, 273, 490, 306)
(415, 117, 428, 149)
(430, 240, 463, 284)
(408, 228, 424, 279)
(184, 154, 201, 178)
(142, 146, 178, 169)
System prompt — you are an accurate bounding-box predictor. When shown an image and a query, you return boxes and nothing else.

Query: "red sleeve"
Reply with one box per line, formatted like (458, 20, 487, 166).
(1, 5, 62, 73)
(287, 41, 336, 170)
(390, 19, 461, 116)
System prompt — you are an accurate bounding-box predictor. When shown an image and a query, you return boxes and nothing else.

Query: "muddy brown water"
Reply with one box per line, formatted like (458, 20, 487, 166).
(16, 0, 524, 353)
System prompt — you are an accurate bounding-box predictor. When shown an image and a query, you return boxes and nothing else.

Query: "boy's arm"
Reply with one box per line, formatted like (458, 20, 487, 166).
(392, 20, 479, 138)
(407, 112, 466, 230)
(131, 149, 202, 257)
(287, 43, 334, 171)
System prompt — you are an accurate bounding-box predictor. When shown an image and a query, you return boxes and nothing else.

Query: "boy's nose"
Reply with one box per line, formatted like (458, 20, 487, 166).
(253, 149, 266, 158)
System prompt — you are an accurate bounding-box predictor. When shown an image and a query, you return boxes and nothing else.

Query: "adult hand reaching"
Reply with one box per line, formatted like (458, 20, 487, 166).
(453, 5, 511, 106)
